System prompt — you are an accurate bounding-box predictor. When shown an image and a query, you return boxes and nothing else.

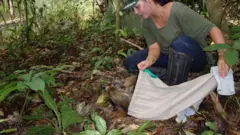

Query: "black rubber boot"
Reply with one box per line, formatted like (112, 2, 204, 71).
(166, 48, 193, 86)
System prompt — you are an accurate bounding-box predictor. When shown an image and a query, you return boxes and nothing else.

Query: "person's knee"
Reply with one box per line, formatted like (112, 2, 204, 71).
(123, 56, 132, 71)
(170, 35, 208, 73)
(170, 35, 203, 57)
(123, 56, 138, 73)
(123, 49, 148, 73)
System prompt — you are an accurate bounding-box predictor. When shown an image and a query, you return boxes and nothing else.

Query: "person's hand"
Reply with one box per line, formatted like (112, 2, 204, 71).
(217, 58, 229, 78)
(137, 59, 153, 70)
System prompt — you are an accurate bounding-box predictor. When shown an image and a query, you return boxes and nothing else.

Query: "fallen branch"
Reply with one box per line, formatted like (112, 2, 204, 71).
(209, 92, 227, 120)
(120, 38, 144, 50)
(209, 92, 236, 130)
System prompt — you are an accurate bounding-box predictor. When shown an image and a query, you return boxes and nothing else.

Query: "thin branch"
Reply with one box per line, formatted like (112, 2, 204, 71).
(95, 0, 104, 15)
(220, 0, 231, 30)
(120, 38, 144, 50)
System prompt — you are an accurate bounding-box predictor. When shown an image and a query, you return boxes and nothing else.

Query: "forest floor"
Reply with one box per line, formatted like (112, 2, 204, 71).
(0, 27, 240, 135)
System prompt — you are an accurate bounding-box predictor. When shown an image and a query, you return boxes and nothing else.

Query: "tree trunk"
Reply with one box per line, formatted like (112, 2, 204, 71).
(3, 0, 7, 11)
(17, 0, 22, 21)
(9, 0, 14, 19)
(24, 0, 29, 44)
(104, 0, 108, 12)
(115, 0, 120, 41)
(206, 0, 230, 40)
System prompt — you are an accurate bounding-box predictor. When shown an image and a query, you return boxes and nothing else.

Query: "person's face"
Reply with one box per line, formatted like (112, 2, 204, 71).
(133, 0, 153, 19)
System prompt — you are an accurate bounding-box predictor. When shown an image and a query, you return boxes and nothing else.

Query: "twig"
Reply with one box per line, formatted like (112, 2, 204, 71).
(20, 90, 30, 119)
(120, 38, 143, 50)
(209, 92, 227, 119)
(220, 0, 231, 30)
(209, 92, 235, 128)
(224, 96, 233, 110)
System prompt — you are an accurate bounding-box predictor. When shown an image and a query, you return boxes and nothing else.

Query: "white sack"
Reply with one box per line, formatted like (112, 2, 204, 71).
(127, 66, 234, 121)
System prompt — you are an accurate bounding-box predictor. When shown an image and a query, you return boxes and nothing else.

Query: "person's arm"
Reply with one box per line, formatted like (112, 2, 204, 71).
(138, 20, 160, 70)
(138, 42, 160, 70)
(175, 3, 229, 77)
(147, 43, 160, 64)
(209, 26, 225, 57)
(209, 26, 229, 77)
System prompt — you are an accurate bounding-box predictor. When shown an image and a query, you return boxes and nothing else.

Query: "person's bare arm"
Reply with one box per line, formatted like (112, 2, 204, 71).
(209, 27, 225, 44)
(138, 42, 160, 70)
(209, 26, 229, 77)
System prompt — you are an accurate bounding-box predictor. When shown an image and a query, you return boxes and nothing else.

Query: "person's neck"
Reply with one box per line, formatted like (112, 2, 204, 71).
(150, 4, 167, 28)
(151, 4, 166, 28)
(151, 4, 165, 19)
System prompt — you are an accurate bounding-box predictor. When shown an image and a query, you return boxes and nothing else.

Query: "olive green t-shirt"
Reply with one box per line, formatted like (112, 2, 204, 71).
(142, 2, 216, 65)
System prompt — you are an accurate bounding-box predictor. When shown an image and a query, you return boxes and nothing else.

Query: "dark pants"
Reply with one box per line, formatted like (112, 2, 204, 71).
(123, 35, 208, 75)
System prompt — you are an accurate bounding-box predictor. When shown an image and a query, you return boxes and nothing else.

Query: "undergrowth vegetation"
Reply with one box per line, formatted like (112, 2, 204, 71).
(0, 0, 239, 134)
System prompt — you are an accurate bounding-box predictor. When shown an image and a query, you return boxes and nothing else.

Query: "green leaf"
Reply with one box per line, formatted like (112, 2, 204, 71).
(118, 49, 127, 57)
(203, 44, 231, 51)
(23, 114, 44, 120)
(25, 125, 55, 135)
(92, 56, 102, 61)
(91, 48, 102, 53)
(205, 121, 215, 130)
(231, 26, 240, 33)
(0, 71, 5, 78)
(137, 120, 155, 133)
(224, 49, 239, 67)
(31, 72, 45, 80)
(83, 120, 94, 131)
(55, 65, 74, 71)
(24, 78, 45, 91)
(127, 131, 137, 135)
(94, 115, 107, 135)
(91, 112, 107, 135)
(20, 71, 33, 82)
(104, 56, 113, 63)
(118, 52, 127, 57)
(41, 74, 56, 86)
(127, 49, 135, 56)
(41, 90, 61, 128)
(14, 70, 26, 74)
(0, 119, 8, 123)
(233, 40, 240, 50)
(94, 60, 103, 69)
(0, 82, 6, 87)
(0, 128, 17, 134)
(4, 73, 21, 81)
(105, 64, 111, 69)
(0, 82, 17, 102)
(201, 131, 214, 135)
(232, 33, 240, 40)
(106, 129, 122, 135)
(61, 98, 83, 130)
(78, 130, 102, 135)
(16, 82, 28, 91)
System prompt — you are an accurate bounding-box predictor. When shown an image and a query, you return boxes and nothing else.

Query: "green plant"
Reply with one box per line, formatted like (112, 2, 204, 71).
(203, 26, 240, 67)
(118, 48, 136, 58)
(78, 112, 122, 135)
(25, 96, 83, 135)
(0, 119, 17, 134)
(91, 47, 113, 69)
(200, 121, 222, 135)
(79, 113, 155, 135)
(126, 120, 156, 135)
(117, 28, 128, 38)
(0, 65, 83, 134)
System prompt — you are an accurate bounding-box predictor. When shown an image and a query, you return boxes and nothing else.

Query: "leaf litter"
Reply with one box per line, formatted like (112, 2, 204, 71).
(0, 35, 240, 135)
